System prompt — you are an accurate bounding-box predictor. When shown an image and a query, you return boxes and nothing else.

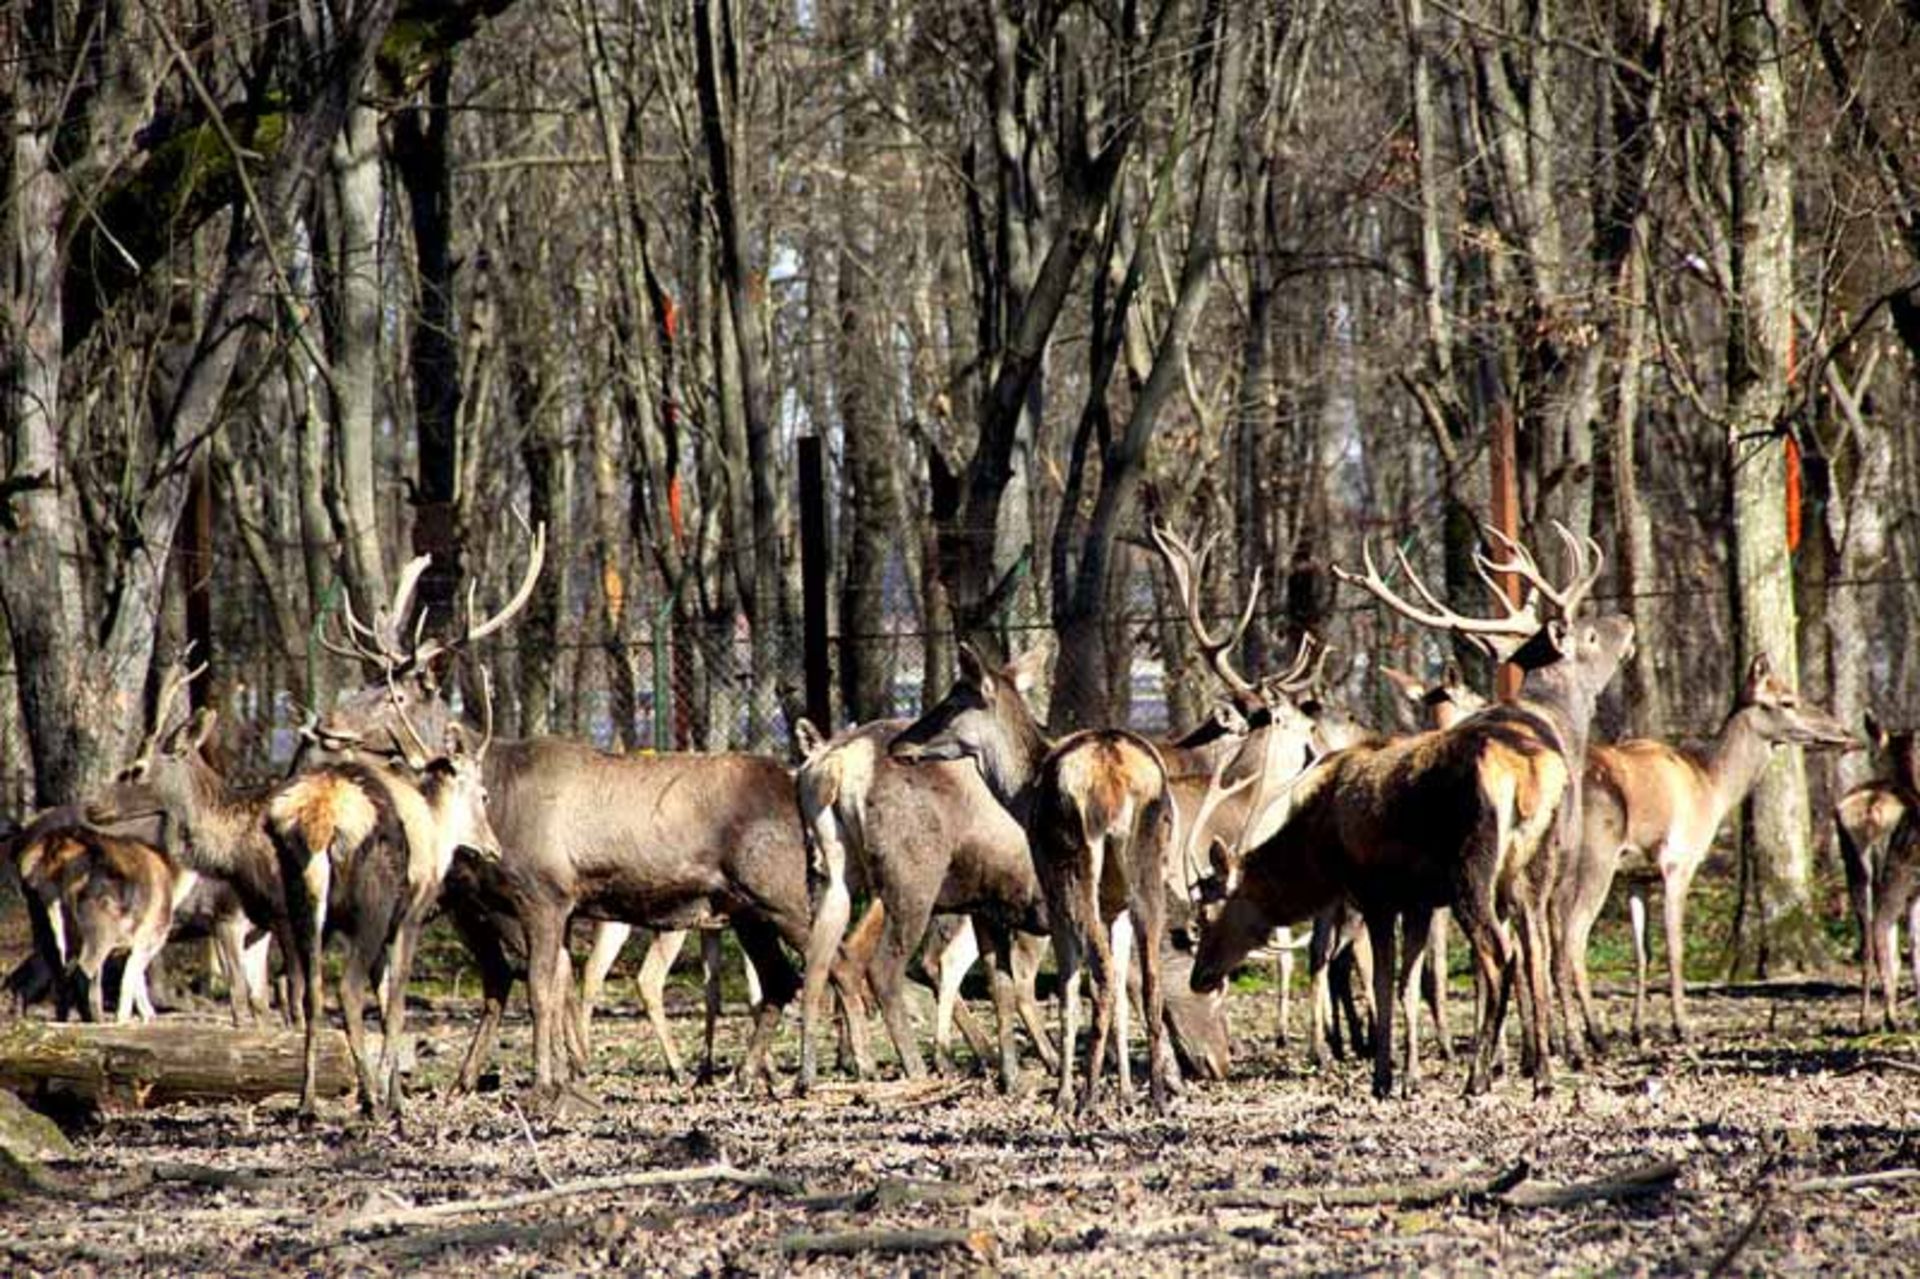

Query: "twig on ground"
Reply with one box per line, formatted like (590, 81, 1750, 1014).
(1202, 1161, 1529, 1209)
(779, 1226, 993, 1257)
(507, 1100, 558, 1190)
(334, 1162, 800, 1237)
(1786, 1168, 1920, 1194)
(1497, 1159, 1681, 1208)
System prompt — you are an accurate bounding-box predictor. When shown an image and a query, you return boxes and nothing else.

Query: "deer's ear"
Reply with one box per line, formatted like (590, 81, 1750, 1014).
(188, 707, 219, 752)
(1007, 645, 1050, 695)
(1378, 665, 1426, 704)
(956, 642, 994, 695)
(794, 717, 825, 760)
(444, 723, 473, 759)
(1743, 652, 1773, 698)
(1865, 712, 1887, 751)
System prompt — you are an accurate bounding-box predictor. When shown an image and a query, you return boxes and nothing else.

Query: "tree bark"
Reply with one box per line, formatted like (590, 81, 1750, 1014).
(1726, 0, 1821, 976)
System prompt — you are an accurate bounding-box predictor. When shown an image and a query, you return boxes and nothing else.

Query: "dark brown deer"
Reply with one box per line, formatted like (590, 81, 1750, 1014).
(1193, 526, 1634, 1098)
(891, 644, 1178, 1113)
(1555, 654, 1855, 1055)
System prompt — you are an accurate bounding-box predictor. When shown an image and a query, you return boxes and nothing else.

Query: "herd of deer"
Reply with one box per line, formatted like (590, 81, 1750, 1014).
(3, 519, 1914, 1120)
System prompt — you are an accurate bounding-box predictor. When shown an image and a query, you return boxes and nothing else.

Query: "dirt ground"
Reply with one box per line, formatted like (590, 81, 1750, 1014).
(4, 960, 1920, 1278)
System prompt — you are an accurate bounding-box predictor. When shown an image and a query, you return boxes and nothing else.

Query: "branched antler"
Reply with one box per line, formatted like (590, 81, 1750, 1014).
(1148, 519, 1263, 701)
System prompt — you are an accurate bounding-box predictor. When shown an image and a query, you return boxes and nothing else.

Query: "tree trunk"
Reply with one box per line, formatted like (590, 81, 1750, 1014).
(1726, 0, 1820, 976)
(0, 1022, 354, 1109)
(395, 63, 466, 632)
(324, 101, 392, 614)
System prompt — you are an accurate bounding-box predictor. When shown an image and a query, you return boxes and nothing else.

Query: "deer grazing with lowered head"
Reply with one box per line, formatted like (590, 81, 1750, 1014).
(1192, 525, 1633, 1098)
(891, 644, 1179, 1113)
(1552, 654, 1855, 1057)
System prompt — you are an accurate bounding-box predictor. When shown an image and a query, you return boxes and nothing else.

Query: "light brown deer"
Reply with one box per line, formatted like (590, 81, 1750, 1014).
(794, 715, 1054, 1095)
(1193, 526, 1634, 1098)
(1555, 654, 1855, 1055)
(1843, 716, 1920, 1029)
(892, 645, 1179, 1113)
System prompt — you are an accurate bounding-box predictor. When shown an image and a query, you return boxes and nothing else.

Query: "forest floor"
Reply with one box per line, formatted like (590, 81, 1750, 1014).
(4, 950, 1920, 1277)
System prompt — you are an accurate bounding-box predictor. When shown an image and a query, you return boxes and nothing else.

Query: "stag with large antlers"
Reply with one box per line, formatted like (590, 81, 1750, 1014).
(272, 678, 502, 1118)
(307, 526, 871, 1096)
(1191, 524, 1633, 1098)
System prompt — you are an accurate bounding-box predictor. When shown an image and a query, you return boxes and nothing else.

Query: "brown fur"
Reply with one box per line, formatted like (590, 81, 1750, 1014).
(1556, 657, 1854, 1053)
(20, 829, 174, 1023)
(268, 772, 380, 859)
(1196, 705, 1570, 1099)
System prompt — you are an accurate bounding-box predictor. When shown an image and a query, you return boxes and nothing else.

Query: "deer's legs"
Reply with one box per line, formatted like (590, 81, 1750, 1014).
(522, 907, 569, 1096)
(1108, 911, 1133, 1097)
(977, 916, 1023, 1093)
(1080, 896, 1118, 1114)
(1273, 925, 1295, 1048)
(930, 918, 983, 1076)
(1628, 887, 1650, 1044)
(869, 882, 937, 1082)
(633, 928, 689, 1083)
(1362, 907, 1399, 1100)
(1133, 889, 1172, 1113)
(698, 928, 727, 1082)
(1011, 932, 1058, 1070)
(577, 919, 631, 1057)
(731, 914, 799, 1094)
(1663, 863, 1699, 1043)
(798, 820, 855, 1094)
(294, 856, 330, 1119)
(1052, 921, 1085, 1114)
(1397, 909, 1434, 1095)
(1307, 912, 1338, 1069)
(1425, 909, 1453, 1062)
(339, 941, 382, 1119)
(1455, 859, 1516, 1097)
(451, 923, 513, 1093)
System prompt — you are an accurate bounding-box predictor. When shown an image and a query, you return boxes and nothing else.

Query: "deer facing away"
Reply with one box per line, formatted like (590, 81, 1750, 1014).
(891, 644, 1179, 1113)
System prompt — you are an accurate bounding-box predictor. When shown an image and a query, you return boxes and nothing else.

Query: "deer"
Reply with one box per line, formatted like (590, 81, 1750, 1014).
(1148, 520, 1459, 1077)
(13, 827, 173, 1024)
(4, 789, 272, 1026)
(270, 683, 503, 1119)
(1553, 653, 1856, 1057)
(1192, 525, 1634, 1098)
(793, 714, 1057, 1096)
(891, 643, 1179, 1113)
(306, 526, 870, 1097)
(89, 664, 311, 1034)
(1842, 716, 1920, 1030)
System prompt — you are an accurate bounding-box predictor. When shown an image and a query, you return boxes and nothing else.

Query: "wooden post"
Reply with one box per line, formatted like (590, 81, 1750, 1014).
(180, 453, 214, 710)
(799, 435, 833, 733)
(1488, 399, 1522, 702)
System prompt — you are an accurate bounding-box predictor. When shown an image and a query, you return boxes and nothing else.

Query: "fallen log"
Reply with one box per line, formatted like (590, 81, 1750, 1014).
(778, 1227, 993, 1258)
(0, 1021, 355, 1108)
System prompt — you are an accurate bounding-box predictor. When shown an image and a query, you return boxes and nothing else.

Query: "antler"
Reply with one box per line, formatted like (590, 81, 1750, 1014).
(320, 522, 547, 675)
(1333, 539, 1544, 647)
(413, 522, 548, 671)
(1260, 633, 1325, 700)
(134, 647, 209, 764)
(1148, 519, 1263, 701)
(1477, 522, 1603, 620)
